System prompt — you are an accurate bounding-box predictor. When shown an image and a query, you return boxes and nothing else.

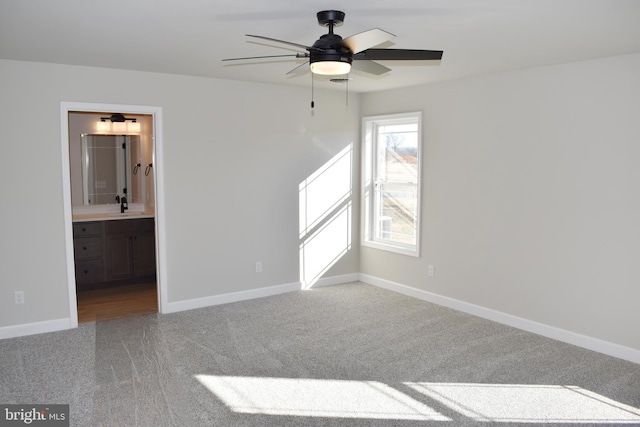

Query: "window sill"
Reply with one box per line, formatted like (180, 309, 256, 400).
(361, 240, 419, 257)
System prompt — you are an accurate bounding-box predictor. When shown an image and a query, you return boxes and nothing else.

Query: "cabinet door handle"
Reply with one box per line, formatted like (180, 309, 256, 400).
(83, 270, 88, 274)
(82, 228, 86, 232)
(83, 246, 87, 251)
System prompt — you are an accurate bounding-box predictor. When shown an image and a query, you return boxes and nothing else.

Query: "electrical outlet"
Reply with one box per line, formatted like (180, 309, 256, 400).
(14, 291, 24, 304)
(428, 265, 435, 277)
(255, 262, 262, 273)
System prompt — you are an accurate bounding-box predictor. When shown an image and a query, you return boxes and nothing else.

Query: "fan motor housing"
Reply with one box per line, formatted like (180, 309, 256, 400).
(310, 52, 352, 66)
(312, 34, 348, 52)
(317, 10, 345, 27)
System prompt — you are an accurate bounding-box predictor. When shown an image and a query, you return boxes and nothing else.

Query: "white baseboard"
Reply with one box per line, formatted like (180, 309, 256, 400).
(307, 273, 360, 289)
(162, 274, 360, 314)
(7, 273, 636, 366)
(359, 273, 640, 365)
(0, 276, 358, 340)
(0, 318, 73, 340)
(163, 281, 302, 314)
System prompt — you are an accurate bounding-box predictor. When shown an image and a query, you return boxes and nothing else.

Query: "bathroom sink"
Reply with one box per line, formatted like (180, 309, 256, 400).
(108, 212, 148, 217)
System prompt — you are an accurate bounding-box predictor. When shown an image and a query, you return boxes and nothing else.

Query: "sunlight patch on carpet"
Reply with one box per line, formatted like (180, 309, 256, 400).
(196, 375, 450, 420)
(406, 382, 640, 424)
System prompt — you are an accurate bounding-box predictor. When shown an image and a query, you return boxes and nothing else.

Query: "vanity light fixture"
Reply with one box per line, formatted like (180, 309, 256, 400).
(112, 121, 127, 133)
(97, 113, 140, 133)
(96, 120, 111, 132)
(128, 121, 141, 133)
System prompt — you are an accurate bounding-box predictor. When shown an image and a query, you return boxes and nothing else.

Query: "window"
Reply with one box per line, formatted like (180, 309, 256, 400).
(361, 112, 422, 256)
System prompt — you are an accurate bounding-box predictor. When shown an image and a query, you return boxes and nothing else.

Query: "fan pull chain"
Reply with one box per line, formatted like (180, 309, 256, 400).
(311, 72, 315, 109)
(346, 75, 349, 107)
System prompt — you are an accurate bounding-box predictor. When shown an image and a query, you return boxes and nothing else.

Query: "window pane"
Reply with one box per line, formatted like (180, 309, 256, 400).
(377, 124, 418, 184)
(374, 183, 417, 245)
(362, 112, 421, 257)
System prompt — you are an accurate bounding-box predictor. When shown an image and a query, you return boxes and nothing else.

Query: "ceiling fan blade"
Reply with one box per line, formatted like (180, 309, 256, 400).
(355, 49, 443, 61)
(341, 28, 395, 54)
(246, 34, 315, 51)
(286, 61, 309, 75)
(351, 60, 391, 76)
(222, 54, 300, 62)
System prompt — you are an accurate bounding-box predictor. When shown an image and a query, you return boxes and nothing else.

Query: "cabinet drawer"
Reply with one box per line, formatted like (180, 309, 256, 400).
(75, 259, 105, 284)
(73, 221, 102, 237)
(74, 237, 102, 259)
(106, 218, 154, 235)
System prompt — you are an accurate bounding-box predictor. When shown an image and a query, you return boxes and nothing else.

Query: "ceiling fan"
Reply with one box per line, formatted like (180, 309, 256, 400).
(223, 10, 443, 77)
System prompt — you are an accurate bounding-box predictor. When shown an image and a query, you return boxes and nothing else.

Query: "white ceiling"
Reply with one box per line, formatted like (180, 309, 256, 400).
(2, 0, 640, 93)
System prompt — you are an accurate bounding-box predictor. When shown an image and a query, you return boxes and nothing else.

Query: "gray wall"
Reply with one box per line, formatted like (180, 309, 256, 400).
(361, 53, 640, 351)
(2, 53, 639, 356)
(0, 59, 360, 328)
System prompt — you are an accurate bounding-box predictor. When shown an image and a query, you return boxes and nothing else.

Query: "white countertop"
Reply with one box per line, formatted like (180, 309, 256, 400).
(72, 204, 155, 222)
(72, 212, 155, 222)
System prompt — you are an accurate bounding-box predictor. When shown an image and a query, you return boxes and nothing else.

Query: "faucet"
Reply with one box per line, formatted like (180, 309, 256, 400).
(120, 196, 128, 213)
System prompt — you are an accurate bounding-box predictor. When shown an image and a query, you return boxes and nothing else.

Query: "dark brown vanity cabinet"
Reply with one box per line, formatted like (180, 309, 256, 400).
(105, 219, 156, 281)
(73, 218, 156, 290)
(73, 221, 106, 286)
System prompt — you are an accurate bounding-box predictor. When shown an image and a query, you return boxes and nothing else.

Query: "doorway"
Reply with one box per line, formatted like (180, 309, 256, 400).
(60, 102, 166, 327)
(76, 282, 157, 322)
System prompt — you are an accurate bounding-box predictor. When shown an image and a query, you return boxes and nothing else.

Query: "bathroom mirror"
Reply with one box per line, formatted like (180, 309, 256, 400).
(80, 134, 141, 205)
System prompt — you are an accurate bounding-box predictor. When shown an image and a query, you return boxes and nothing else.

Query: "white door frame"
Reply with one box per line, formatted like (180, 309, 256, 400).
(60, 101, 168, 327)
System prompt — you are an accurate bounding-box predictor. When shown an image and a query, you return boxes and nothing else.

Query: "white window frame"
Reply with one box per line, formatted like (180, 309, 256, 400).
(361, 111, 422, 257)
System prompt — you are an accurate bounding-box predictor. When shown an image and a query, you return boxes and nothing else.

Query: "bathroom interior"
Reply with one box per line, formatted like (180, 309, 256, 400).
(68, 111, 158, 322)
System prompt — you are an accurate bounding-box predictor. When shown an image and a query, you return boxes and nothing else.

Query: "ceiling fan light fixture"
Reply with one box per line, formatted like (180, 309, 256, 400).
(310, 61, 351, 75)
(224, 10, 444, 94)
(310, 54, 352, 75)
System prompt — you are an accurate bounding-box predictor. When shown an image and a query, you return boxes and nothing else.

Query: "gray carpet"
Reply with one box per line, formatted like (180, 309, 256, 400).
(1, 282, 639, 426)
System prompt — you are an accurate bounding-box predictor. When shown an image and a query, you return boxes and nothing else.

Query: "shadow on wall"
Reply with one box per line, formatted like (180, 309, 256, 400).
(298, 144, 353, 288)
